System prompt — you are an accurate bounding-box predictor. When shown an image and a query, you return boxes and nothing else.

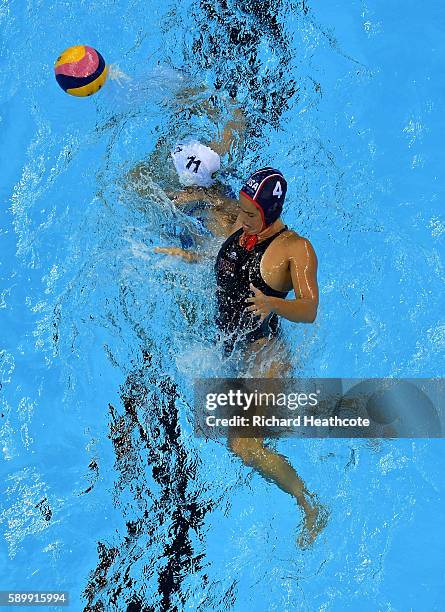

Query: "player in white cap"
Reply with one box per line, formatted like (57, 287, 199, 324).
(170, 140, 221, 188)
(128, 95, 244, 239)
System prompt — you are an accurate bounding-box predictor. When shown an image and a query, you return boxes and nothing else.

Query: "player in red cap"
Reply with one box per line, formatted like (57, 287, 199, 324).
(156, 166, 327, 548)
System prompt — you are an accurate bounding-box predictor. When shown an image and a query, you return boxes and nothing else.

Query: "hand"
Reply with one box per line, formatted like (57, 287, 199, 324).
(245, 283, 274, 322)
(154, 246, 198, 262)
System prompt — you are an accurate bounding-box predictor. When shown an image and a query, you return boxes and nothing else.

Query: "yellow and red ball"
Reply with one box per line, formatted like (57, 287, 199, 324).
(54, 45, 107, 97)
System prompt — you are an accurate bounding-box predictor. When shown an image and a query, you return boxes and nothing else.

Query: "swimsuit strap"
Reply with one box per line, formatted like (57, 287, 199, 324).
(252, 225, 288, 251)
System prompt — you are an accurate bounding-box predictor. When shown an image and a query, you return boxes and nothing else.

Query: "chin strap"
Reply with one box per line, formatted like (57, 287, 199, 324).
(240, 219, 274, 251)
(239, 232, 259, 251)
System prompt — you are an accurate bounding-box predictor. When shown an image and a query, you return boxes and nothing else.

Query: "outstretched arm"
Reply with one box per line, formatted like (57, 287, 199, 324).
(154, 246, 202, 263)
(154, 236, 221, 263)
(208, 102, 246, 158)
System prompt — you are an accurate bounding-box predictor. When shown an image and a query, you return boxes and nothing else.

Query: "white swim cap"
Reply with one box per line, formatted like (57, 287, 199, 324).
(171, 140, 221, 188)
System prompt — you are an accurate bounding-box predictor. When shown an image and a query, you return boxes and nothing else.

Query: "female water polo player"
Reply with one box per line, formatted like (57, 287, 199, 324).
(156, 167, 328, 548)
(128, 94, 245, 241)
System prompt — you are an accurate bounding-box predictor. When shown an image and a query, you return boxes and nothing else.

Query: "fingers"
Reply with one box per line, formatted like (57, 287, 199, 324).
(246, 304, 267, 320)
(246, 284, 263, 303)
(246, 285, 270, 320)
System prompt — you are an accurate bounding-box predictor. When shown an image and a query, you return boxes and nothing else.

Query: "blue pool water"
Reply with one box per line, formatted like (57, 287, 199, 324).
(1, 1, 444, 610)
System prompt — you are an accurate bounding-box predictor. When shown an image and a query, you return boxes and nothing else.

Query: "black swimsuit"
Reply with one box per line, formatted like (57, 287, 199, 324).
(215, 227, 289, 353)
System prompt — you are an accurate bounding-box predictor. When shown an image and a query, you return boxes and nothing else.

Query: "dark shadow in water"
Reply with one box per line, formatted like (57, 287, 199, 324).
(82, 353, 215, 611)
(190, 0, 301, 138)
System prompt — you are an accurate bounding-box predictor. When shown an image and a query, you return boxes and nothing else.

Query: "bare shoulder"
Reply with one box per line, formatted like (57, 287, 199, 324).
(281, 230, 317, 260)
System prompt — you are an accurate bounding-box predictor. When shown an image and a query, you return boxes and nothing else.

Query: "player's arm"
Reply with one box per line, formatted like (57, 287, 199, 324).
(154, 246, 202, 263)
(272, 237, 319, 323)
(166, 186, 210, 206)
(209, 103, 246, 158)
(154, 237, 220, 263)
(246, 237, 319, 324)
(167, 187, 241, 232)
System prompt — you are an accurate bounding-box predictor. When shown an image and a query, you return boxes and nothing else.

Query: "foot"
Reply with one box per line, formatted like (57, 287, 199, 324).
(297, 503, 329, 549)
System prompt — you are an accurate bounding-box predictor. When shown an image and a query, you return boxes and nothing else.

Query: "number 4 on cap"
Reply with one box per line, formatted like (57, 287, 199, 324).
(273, 180, 282, 198)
